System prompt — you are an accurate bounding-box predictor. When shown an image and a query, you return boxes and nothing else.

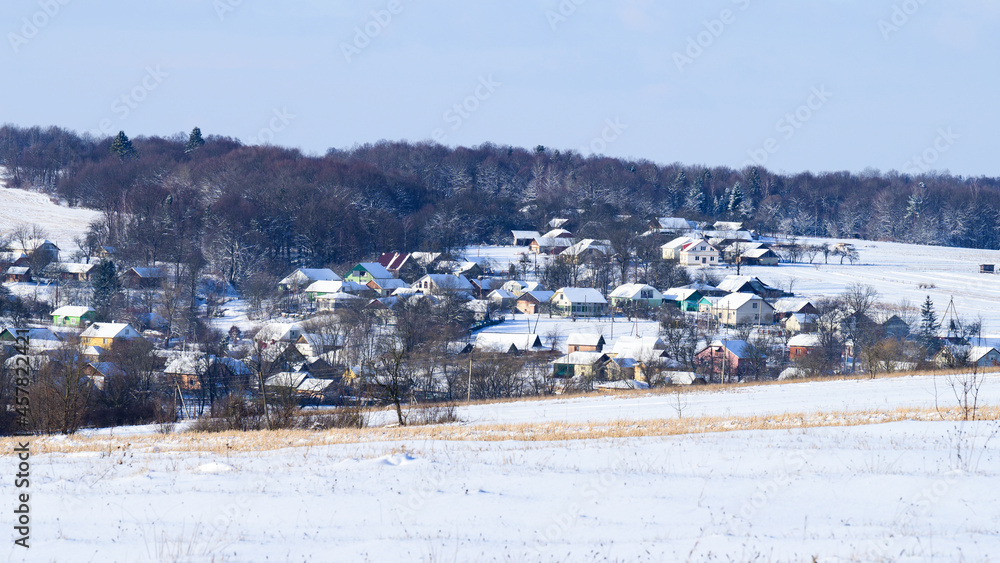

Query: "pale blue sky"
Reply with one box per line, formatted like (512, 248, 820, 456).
(2, 1, 998, 176)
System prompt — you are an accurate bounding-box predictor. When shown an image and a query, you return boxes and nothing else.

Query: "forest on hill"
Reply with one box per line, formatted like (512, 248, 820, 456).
(2, 124, 999, 289)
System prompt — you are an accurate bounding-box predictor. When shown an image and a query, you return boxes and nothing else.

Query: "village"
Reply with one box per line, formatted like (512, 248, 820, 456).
(2, 212, 993, 432)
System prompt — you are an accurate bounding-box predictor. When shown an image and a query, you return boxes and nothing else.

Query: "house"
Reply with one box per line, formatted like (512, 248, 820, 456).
(364, 297, 398, 325)
(607, 336, 677, 381)
(44, 262, 95, 282)
(254, 322, 303, 345)
(0, 328, 62, 352)
(771, 298, 819, 321)
(712, 293, 775, 326)
(315, 292, 363, 312)
(51, 305, 98, 327)
(551, 351, 611, 378)
(305, 280, 369, 301)
(512, 230, 542, 246)
(412, 274, 475, 294)
(608, 284, 664, 310)
(783, 313, 818, 334)
(550, 288, 608, 318)
(566, 333, 605, 353)
(98, 245, 116, 259)
(547, 218, 570, 229)
(663, 288, 704, 312)
(295, 333, 343, 357)
(344, 262, 393, 284)
(83, 361, 124, 389)
(3, 266, 31, 282)
(7, 239, 59, 262)
(265, 371, 311, 391)
(278, 268, 341, 292)
(487, 289, 517, 309)
(529, 237, 574, 255)
(560, 239, 612, 263)
(695, 340, 760, 380)
(296, 378, 341, 402)
(79, 323, 142, 349)
(648, 217, 697, 234)
(464, 299, 492, 322)
(501, 280, 545, 297)
(881, 315, 911, 339)
(125, 267, 166, 288)
(516, 290, 555, 314)
(541, 228, 574, 239)
(738, 247, 781, 266)
(788, 334, 824, 360)
(452, 261, 484, 279)
(679, 239, 721, 267)
(366, 277, 410, 297)
(660, 236, 696, 261)
(474, 332, 545, 354)
(375, 252, 419, 279)
(934, 346, 1000, 368)
(716, 276, 788, 299)
(162, 354, 252, 391)
(471, 278, 506, 299)
(713, 221, 744, 232)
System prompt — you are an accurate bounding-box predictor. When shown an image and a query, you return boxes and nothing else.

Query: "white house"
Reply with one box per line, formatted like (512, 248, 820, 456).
(412, 274, 475, 294)
(279, 268, 341, 291)
(551, 288, 608, 317)
(711, 293, 774, 326)
(678, 239, 720, 267)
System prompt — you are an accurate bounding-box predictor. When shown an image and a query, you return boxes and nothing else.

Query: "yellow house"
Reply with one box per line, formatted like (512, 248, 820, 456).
(79, 322, 142, 348)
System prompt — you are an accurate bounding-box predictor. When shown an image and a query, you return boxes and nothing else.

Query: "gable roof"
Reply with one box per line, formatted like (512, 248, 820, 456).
(653, 217, 697, 230)
(415, 274, 475, 291)
(561, 238, 612, 257)
(716, 292, 771, 310)
(541, 228, 572, 238)
(660, 236, 695, 250)
(79, 322, 141, 340)
(554, 288, 607, 304)
(517, 290, 555, 303)
(280, 268, 341, 286)
(772, 298, 814, 314)
(51, 305, 96, 317)
(128, 267, 166, 278)
(46, 262, 95, 275)
(351, 262, 392, 279)
(608, 283, 661, 299)
(375, 252, 411, 272)
(512, 230, 542, 240)
(552, 351, 608, 365)
(788, 334, 823, 348)
(566, 333, 605, 347)
(474, 332, 544, 353)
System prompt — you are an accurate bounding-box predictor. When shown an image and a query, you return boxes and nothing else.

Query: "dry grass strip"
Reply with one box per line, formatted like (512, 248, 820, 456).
(5, 405, 998, 457)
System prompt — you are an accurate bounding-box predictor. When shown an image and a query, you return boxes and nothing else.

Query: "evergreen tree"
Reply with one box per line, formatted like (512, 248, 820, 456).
(727, 181, 744, 218)
(746, 167, 762, 200)
(683, 177, 705, 214)
(185, 126, 205, 153)
(109, 131, 136, 161)
(91, 259, 122, 320)
(919, 295, 940, 353)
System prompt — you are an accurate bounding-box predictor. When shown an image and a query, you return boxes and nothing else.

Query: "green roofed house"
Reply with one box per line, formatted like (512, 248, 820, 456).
(344, 262, 393, 284)
(51, 305, 97, 327)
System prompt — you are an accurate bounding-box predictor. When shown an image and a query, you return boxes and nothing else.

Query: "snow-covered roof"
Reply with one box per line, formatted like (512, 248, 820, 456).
(554, 288, 607, 305)
(704, 339, 754, 358)
(51, 305, 95, 317)
(664, 288, 701, 301)
(541, 228, 572, 238)
(80, 322, 141, 340)
(553, 351, 606, 365)
(265, 371, 310, 388)
(488, 289, 516, 300)
(474, 332, 544, 352)
(660, 236, 695, 250)
(129, 267, 166, 278)
(567, 333, 604, 347)
(532, 237, 574, 249)
(518, 290, 555, 303)
(297, 378, 337, 393)
(48, 262, 95, 274)
(305, 280, 368, 294)
(608, 283, 661, 299)
(969, 346, 999, 363)
(560, 239, 612, 257)
(716, 275, 781, 295)
(254, 322, 302, 343)
(512, 230, 542, 240)
(5, 266, 29, 275)
(279, 268, 342, 286)
(772, 298, 813, 314)
(788, 334, 822, 348)
(716, 292, 769, 310)
(609, 336, 666, 360)
(415, 274, 475, 291)
(654, 217, 696, 230)
(369, 278, 409, 290)
(352, 262, 392, 279)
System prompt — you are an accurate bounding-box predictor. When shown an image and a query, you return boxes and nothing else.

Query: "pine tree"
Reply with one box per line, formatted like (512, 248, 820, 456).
(727, 181, 744, 218)
(91, 259, 122, 320)
(683, 178, 704, 214)
(109, 131, 136, 161)
(919, 295, 940, 353)
(746, 167, 762, 200)
(185, 126, 205, 153)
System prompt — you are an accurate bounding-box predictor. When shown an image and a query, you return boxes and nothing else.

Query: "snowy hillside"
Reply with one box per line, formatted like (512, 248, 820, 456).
(0, 184, 100, 252)
(4, 375, 999, 561)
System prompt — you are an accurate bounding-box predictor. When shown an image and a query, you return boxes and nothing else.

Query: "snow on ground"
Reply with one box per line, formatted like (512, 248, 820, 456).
(6, 416, 1000, 561)
(0, 186, 100, 252)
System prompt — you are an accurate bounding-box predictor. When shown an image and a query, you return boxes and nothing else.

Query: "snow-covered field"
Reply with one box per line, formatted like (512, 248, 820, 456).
(0, 186, 100, 252)
(5, 374, 1000, 562)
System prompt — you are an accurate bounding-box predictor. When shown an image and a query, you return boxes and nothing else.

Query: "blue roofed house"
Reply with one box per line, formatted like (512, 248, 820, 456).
(551, 288, 608, 318)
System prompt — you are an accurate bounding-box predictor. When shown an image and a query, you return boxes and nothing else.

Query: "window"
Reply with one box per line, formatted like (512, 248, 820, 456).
(752, 303, 758, 308)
